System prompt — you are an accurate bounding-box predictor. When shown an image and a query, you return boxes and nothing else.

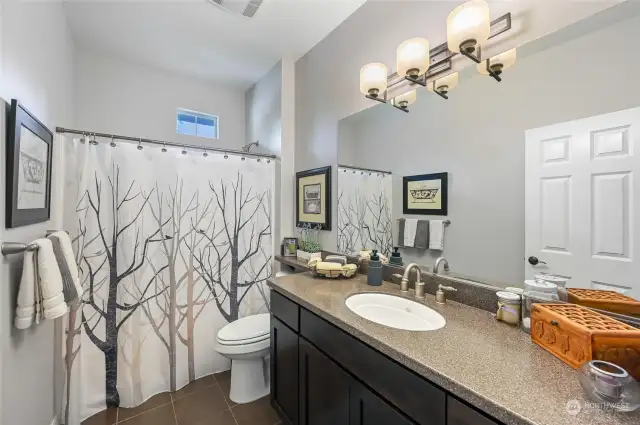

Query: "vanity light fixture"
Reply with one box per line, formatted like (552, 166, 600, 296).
(397, 38, 430, 80)
(477, 48, 516, 82)
(392, 90, 417, 112)
(428, 72, 459, 100)
(360, 63, 389, 102)
(447, 0, 490, 63)
(359, 0, 513, 113)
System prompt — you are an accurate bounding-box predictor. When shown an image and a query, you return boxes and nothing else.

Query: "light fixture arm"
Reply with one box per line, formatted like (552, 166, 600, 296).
(432, 81, 449, 100)
(460, 43, 482, 64)
(485, 59, 502, 82)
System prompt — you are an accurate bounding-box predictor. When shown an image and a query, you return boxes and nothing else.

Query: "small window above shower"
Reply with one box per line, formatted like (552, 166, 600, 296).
(176, 108, 219, 139)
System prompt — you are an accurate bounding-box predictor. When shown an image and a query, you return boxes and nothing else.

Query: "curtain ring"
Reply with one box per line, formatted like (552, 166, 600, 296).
(110, 135, 116, 147)
(137, 138, 143, 150)
(161, 143, 167, 153)
(181, 146, 187, 155)
(203, 149, 208, 157)
(90, 133, 98, 145)
(224, 153, 228, 159)
(80, 132, 86, 144)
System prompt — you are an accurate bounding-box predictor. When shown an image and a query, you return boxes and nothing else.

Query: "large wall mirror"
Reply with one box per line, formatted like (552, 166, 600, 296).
(336, 4, 640, 318)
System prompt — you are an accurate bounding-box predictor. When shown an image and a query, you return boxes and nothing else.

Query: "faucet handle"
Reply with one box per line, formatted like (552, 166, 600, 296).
(439, 284, 457, 292)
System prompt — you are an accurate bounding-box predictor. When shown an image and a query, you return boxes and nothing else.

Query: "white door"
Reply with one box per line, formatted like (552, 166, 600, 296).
(525, 108, 640, 299)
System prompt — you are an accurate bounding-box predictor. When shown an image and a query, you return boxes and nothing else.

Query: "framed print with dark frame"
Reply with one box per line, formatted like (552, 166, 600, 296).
(6, 99, 53, 228)
(403, 172, 448, 215)
(282, 237, 298, 257)
(296, 166, 332, 230)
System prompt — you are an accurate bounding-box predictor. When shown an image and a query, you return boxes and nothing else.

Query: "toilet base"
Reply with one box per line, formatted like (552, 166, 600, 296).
(229, 356, 270, 404)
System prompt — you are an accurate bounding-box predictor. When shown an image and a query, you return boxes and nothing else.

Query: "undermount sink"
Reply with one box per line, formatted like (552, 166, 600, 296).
(345, 293, 446, 331)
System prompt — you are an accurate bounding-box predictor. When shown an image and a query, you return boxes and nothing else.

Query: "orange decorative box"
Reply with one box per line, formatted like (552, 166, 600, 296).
(566, 288, 640, 317)
(531, 304, 640, 380)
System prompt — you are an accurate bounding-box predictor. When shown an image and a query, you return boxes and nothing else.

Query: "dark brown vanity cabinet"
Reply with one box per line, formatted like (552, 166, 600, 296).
(270, 290, 501, 425)
(349, 380, 415, 425)
(271, 317, 299, 425)
(299, 339, 351, 425)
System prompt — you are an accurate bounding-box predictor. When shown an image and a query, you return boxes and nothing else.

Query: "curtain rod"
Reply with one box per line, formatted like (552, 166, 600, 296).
(338, 164, 392, 175)
(55, 127, 278, 160)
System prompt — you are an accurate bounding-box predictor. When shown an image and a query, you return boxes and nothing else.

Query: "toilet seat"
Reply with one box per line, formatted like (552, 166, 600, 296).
(217, 313, 270, 346)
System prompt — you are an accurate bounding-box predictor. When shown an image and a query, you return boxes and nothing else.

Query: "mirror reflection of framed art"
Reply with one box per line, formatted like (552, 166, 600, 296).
(403, 172, 448, 216)
(6, 99, 53, 228)
(296, 166, 332, 230)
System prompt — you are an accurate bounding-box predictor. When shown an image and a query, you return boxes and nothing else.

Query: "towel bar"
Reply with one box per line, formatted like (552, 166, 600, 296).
(397, 219, 451, 226)
(1, 230, 64, 255)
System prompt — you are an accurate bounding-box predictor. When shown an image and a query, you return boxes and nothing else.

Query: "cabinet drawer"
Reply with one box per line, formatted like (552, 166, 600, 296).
(272, 290, 299, 332)
(300, 309, 445, 425)
(447, 397, 501, 425)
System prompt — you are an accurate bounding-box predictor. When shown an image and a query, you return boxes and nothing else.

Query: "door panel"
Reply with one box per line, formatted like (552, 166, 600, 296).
(299, 339, 350, 425)
(350, 380, 414, 425)
(525, 108, 640, 298)
(448, 397, 500, 425)
(271, 316, 299, 425)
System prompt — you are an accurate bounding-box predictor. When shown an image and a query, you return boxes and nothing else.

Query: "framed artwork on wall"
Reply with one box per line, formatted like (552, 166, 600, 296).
(403, 172, 448, 216)
(6, 99, 53, 228)
(296, 166, 332, 230)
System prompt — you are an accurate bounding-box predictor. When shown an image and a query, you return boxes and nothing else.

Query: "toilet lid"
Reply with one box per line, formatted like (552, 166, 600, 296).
(217, 313, 270, 345)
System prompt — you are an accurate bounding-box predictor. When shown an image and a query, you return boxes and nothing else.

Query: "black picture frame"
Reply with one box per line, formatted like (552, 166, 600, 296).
(403, 172, 448, 216)
(296, 166, 332, 230)
(6, 99, 53, 228)
(282, 237, 298, 257)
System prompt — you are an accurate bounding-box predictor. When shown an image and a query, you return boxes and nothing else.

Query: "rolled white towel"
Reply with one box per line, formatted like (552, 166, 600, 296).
(33, 239, 68, 320)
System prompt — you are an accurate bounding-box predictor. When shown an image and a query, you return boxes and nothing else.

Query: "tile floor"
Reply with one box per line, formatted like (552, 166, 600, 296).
(82, 371, 281, 425)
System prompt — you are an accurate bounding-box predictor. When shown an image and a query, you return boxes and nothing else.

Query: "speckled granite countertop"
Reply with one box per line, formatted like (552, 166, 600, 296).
(268, 273, 639, 425)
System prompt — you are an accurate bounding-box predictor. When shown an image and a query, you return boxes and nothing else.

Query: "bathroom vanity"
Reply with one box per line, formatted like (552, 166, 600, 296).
(268, 273, 638, 425)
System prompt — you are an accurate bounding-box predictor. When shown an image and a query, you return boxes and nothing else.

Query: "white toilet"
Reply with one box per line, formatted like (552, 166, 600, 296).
(215, 313, 271, 404)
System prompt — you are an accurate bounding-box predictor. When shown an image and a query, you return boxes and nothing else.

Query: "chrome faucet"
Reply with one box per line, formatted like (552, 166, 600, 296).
(397, 263, 426, 299)
(432, 257, 450, 274)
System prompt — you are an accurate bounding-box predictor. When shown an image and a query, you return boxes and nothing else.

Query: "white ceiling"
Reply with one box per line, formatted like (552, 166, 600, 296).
(63, 0, 367, 89)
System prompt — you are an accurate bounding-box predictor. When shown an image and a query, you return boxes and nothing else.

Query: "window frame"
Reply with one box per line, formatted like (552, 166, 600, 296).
(176, 108, 219, 139)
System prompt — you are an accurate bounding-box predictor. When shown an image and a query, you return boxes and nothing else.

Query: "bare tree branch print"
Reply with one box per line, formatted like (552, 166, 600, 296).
(337, 174, 393, 256)
(80, 166, 168, 407)
(195, 172, 272, 323)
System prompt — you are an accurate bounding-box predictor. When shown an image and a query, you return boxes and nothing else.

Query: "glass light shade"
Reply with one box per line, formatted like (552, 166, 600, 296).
(447, 0, 491, 54)
(360, 63, 388, 97)
(397, 38, 430, 77)
(393, 90, 417, 108)
(428, 72, 459, 93)
(477, 48, 516, 75)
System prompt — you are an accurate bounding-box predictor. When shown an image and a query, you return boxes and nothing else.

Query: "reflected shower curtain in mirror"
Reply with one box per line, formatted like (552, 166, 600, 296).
(60, 136, 273, 424)
(337, 168, 393, 256)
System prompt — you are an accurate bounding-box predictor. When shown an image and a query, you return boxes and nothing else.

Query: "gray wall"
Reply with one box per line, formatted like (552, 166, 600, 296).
(245, 61, 283, 260)
(0, 2, 76, 425)
(338, 9, 640, 286)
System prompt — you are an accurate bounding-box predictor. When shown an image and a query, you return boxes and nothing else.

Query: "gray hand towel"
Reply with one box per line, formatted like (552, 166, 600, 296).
(397, 219, 405, 247)
(50, 235, 78, 304)
(414, 220, 430, 249)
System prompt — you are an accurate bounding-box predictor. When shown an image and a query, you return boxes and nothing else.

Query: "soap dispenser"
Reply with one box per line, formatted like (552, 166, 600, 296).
(367, 250, 383, 286)
(389, 247, 404, 267)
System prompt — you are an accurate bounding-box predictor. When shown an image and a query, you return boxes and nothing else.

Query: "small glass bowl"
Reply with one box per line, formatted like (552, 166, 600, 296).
(577, 360, 640, 412)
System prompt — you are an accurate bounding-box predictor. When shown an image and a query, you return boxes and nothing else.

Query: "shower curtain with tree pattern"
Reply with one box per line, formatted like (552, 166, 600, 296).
(337, 168, 393, 257)
(60, 136, 273, 424)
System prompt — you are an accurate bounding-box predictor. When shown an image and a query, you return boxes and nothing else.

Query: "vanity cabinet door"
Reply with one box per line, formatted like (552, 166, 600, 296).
(299, 339, 350, 425)
(271, 316, 299, 425)
(448, 397, 501, 425)
(350, 380, 415, 425)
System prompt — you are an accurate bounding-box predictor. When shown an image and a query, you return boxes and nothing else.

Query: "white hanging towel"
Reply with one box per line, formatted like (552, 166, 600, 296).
(14, 239, 67, 329)
(403, 219, 418, 247)
(429, 220, 445, 251)
(14, 249, 41, 329)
